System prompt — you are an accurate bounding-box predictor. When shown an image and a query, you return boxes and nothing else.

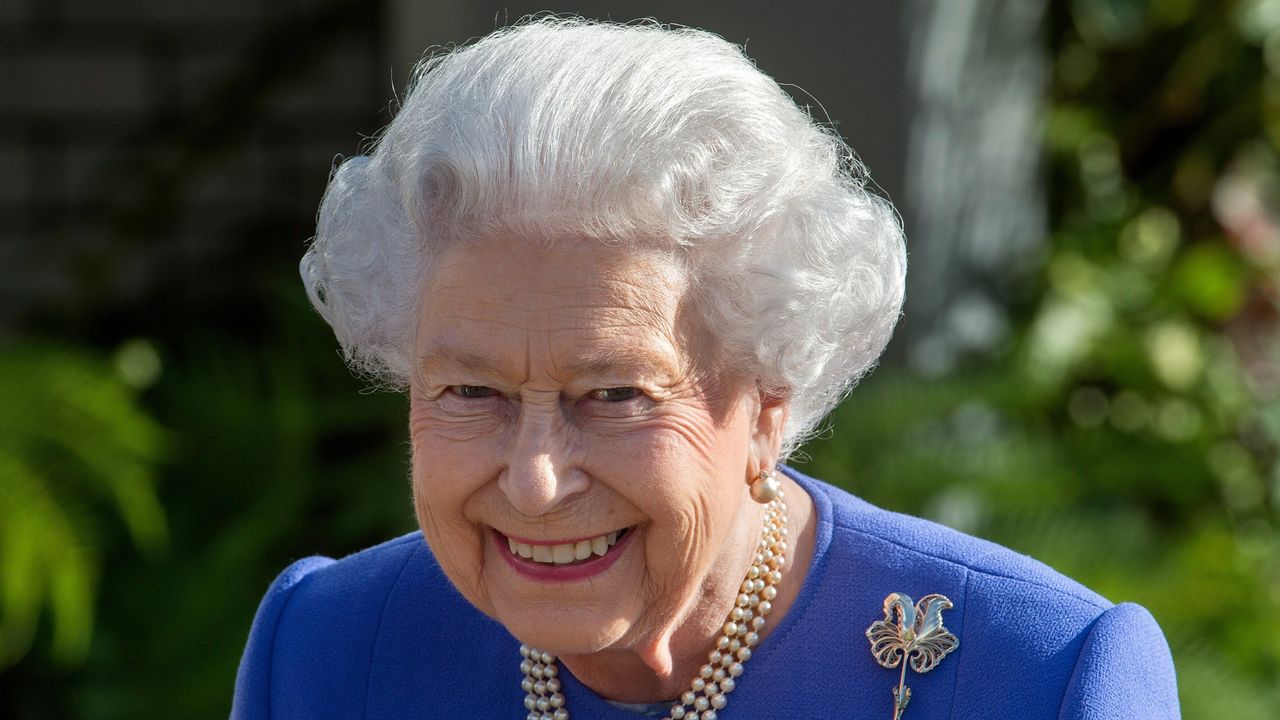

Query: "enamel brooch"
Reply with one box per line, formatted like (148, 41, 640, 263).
(865, 593, 959, 719)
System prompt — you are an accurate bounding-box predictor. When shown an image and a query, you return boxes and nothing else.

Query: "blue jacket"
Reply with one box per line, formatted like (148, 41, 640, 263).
(232, 468, 1180, 718)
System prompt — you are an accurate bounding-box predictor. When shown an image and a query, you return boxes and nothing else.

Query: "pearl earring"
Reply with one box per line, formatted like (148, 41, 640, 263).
(749, 469, 780, 504)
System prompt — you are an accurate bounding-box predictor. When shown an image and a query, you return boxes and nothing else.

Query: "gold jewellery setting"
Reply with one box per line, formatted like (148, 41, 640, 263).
(865, 592, 959, 720)
(519, 475, 789, 720)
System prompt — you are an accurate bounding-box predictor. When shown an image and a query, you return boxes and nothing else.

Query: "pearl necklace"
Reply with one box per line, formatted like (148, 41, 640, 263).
(520, 493, 789, 720)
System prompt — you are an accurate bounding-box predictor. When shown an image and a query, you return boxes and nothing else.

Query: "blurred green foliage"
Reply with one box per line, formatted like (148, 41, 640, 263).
(804, 0, 1280, 716)
(4, 1, 1280, 718)
(0, 345, 166, 669)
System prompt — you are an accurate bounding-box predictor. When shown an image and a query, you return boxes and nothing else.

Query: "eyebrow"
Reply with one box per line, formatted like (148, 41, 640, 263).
(564, 344, 682, 379)
(417, 346, 509, 378)
(416, 343, 682, 381)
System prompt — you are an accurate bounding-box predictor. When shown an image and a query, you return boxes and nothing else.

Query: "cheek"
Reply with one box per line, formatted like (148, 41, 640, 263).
(640, 397, 754, 491)
(616, 400, 754, 568)
(408, 393, 500, 606)
(408, 390, 507, 474)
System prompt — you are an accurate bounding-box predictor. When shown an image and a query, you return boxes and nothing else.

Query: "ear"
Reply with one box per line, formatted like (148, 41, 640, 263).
(749, 386, 790, 474)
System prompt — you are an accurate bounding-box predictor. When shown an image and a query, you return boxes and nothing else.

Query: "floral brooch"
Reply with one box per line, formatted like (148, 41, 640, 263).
(865, 593, 959, 720)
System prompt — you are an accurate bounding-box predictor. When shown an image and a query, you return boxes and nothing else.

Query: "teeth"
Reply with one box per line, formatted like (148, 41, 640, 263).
(552, 544, 575, 564)
(506, 529, 628, 565)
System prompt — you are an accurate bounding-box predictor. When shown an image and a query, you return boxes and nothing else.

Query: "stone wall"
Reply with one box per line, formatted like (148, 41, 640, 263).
(0, 0, 386, 339)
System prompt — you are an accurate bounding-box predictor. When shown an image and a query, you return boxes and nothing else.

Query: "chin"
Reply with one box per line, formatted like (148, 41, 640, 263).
(497, 603, 636, 655)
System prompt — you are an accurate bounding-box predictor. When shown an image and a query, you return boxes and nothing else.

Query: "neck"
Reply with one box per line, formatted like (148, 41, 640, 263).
(558, 476, 816, 704)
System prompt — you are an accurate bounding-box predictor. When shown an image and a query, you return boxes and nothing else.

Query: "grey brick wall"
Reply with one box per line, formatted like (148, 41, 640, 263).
(1, 0, 386, 337)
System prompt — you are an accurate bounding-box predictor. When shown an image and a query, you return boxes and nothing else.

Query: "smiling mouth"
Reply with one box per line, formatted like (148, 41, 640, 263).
(501, 527, 633, 566)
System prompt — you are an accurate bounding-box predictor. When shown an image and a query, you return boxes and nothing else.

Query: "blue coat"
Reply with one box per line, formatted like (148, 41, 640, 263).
(232, 468, 1180, 718)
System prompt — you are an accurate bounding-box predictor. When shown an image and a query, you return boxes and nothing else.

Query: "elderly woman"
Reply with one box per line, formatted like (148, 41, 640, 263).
(232, 19, 1179, 720)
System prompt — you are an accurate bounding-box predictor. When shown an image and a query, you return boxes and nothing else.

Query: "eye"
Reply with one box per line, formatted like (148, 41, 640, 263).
(453, 385, 499, 399)
(590, 387, 641, 402)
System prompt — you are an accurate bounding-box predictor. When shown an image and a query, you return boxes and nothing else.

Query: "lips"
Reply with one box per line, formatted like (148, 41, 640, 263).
(494, 526, 634, 580)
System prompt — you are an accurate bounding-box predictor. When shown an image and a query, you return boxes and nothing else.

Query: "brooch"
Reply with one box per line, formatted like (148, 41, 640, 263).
(865, 593, 959, 720)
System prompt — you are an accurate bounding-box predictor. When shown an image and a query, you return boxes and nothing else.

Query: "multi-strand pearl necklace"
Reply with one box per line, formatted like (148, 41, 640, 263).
(520, 492, 789, 720)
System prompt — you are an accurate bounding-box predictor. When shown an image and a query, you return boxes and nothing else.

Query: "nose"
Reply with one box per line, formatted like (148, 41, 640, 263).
(499, 407, 588, 516)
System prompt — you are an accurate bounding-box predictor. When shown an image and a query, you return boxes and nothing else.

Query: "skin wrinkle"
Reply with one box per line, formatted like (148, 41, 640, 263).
(407, 238, 814, 703)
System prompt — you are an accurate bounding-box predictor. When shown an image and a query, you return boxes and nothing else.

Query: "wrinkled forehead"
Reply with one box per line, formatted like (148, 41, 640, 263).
(420, 236, 688, 312)
(411, 238, 703, 379)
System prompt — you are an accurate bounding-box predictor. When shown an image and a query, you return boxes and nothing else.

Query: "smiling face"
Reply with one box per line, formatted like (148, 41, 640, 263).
(409, 238, 782, 656)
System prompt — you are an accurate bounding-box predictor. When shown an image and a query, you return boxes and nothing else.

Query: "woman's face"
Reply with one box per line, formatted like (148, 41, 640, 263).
(409, 239, 784, 655)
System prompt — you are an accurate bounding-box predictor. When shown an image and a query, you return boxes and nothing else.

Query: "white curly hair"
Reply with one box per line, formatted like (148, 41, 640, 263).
(300, 18, 906, 457)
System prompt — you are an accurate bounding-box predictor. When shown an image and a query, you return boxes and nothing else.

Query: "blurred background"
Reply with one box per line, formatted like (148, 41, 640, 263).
(1, 0, 1277, 716)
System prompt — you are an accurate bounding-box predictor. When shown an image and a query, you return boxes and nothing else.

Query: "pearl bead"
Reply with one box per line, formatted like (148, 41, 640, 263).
(750, 473, 780, 502)
(516, 496, 787, 720)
